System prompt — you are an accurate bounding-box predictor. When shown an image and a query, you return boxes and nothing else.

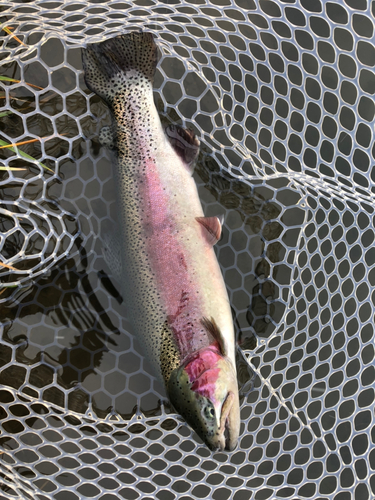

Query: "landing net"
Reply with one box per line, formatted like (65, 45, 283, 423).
(0, 1, 374, 499)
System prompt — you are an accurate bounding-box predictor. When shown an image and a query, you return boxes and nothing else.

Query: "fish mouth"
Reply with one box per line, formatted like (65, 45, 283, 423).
(223, 418, 233, 451)
(207, 391, 237, 452)
(206, 430, 229, 452)
(222, 391, 239, 452)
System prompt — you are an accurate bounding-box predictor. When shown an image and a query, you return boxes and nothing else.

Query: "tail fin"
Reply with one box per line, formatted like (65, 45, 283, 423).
(82, 32, 158, 103)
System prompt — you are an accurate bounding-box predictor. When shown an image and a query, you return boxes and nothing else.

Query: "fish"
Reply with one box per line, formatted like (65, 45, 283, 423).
(82, 32, 240, 451)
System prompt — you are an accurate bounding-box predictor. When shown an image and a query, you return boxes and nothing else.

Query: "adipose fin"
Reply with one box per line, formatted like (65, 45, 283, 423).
(99, 126, 116, 150)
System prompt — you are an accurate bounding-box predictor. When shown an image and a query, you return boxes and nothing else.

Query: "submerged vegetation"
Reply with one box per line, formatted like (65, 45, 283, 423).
(0, 75, 43, 90)
(0, 24, 26, 47)
(0, 26, 64, 287)
(0, 137, 56, 173)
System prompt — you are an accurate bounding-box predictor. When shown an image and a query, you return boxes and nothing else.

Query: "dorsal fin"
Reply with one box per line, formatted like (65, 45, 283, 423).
(165, 125, 200, 166)
(201, 317, 226, 356)
(196, 215, 223, 246)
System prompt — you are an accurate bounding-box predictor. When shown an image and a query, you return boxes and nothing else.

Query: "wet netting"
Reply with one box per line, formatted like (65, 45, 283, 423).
(0, 0, 374, 499)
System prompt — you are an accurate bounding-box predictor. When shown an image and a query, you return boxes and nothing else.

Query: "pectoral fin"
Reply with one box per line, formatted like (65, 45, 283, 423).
(165, 124, 200, 166)
(196, 215, 223, 246)
(200, 317, 227, 356)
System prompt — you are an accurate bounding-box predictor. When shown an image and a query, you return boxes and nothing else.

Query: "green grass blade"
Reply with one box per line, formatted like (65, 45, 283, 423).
(0, 76, 43, 89)
(0, 111, 13, 118)
(0, 139, 54, 173)
(0, 166, 27, 170)
(0, 76, 17, 83)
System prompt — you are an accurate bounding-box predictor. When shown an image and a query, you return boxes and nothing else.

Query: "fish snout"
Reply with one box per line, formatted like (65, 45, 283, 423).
(206, 391, 240, 452)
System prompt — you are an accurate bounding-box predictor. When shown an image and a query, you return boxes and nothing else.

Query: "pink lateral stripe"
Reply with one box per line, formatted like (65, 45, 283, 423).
(140, 158, 200, 358)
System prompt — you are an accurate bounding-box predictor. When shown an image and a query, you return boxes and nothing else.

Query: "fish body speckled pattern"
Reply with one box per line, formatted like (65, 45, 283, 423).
(82, 32, 240, 451)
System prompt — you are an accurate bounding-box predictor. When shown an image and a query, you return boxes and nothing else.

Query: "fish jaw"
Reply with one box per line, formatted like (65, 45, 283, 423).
(167, 347, 240, 451)
(221, 389, 241, 452)
(208, 357, 240, 452)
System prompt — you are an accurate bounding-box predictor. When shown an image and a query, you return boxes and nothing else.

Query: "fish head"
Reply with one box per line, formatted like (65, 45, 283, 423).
(167, 348, 240, 451)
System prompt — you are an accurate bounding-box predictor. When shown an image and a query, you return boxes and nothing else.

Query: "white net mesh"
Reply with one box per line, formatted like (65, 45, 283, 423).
(0, 0, 374, 499)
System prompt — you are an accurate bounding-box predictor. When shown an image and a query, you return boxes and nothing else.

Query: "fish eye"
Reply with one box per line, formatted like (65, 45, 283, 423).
(204, 405, 215, 420)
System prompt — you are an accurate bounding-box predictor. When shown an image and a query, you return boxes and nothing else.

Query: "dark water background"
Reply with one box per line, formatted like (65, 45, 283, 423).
(0, 26, 365, 422)
(0, 38, 285, 421)
(0, 3, 374, 498)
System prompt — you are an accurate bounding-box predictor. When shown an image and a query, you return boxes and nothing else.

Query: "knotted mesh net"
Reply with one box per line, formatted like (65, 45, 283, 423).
(0, 0, 374, 499)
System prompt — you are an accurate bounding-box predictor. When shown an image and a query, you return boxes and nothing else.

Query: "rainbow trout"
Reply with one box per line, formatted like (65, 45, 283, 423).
(82, 32, 240, 451)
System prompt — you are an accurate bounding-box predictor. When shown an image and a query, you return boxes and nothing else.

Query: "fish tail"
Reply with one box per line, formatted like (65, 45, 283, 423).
(82, 32, 158, 103)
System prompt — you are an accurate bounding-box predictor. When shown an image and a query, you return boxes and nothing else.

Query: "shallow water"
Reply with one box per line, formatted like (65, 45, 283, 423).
(0, 42, 288, 420)
(0, 1, 375, 499)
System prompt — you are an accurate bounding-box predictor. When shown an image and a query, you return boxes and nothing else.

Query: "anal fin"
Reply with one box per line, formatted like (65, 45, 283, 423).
(165, 124, 200, 166)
